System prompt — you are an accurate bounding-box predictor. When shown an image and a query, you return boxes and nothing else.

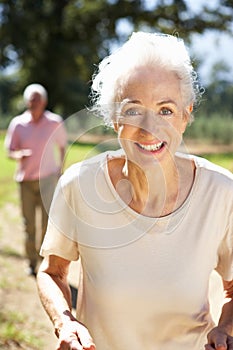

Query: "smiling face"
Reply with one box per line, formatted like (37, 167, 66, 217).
(114, 65, 191, 167)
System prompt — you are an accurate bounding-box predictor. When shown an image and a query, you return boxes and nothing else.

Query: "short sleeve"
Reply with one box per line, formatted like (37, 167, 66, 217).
(40, 172, 79, 261)
(215, 211, 233, 281)
(4, 118, 19, 151)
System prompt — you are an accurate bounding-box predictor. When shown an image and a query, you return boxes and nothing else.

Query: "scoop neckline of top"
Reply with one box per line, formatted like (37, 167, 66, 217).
(103, 149, 201, 224)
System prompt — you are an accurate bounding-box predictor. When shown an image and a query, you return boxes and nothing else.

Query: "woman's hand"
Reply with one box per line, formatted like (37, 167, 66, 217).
(56, 319, 96, 350)
(37, 255, 96, 350)
(205, 327, 233, 349)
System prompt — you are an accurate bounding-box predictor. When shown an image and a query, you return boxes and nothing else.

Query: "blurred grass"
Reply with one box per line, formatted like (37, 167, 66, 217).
(0, 310, 43, 349)
(201, 153, 233, 171)
(64, 141, 100, 169)
(0, 134, 18, 206)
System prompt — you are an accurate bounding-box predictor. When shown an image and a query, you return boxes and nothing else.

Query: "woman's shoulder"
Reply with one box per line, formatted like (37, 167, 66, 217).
(178, 152, 232, 179)
(177, 152, 233, 194)
(192, 154, 233, 182)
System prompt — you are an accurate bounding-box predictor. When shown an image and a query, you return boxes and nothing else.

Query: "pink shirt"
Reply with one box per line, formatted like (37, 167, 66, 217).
(5, 110, 67, 181)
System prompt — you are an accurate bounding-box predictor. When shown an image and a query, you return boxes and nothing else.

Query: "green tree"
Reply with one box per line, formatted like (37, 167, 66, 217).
(0, 0, 232, 118)
(198, 61, 233, 118)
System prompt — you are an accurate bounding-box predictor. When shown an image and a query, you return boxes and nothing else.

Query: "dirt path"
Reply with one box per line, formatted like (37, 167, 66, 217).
(0, 202, 58, 350)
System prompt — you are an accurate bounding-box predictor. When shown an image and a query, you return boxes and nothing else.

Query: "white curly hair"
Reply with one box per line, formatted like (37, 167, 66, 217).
(90, 32, 202, 126)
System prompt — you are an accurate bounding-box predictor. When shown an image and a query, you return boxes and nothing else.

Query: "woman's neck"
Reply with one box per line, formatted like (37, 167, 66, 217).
(108, 155, 195, 218)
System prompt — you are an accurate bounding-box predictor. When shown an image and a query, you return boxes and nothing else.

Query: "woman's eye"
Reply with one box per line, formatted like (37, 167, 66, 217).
(124, 108, 142, 117)
(160, 108, 172, 116)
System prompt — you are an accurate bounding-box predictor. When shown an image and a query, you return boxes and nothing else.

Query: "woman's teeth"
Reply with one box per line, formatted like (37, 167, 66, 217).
(138, 141, 164, 151)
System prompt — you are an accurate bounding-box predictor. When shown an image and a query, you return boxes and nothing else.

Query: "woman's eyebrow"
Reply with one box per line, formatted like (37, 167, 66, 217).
(121, 99, 142, 105)
(122, 99, 177, 106)
(157, 99, 177, 106)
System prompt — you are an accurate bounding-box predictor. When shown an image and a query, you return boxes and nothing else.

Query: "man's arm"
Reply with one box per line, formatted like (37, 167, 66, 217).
(205, 279, 233, 350)
(7, 149, 32, 160)
(37, 254, 96, 350)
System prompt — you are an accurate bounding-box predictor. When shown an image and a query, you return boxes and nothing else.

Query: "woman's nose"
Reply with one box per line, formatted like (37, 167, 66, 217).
(138, 110, 164, 136)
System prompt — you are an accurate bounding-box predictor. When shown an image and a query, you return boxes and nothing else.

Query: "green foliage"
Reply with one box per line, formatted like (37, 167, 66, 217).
(185, 115, 233, 144)
(0, 113, 12, 130)
(198, 62, 233, 118)
(0, 0, 233, 118)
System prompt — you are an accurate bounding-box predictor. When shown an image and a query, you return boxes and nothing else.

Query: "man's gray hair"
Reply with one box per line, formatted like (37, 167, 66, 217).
(23, 83, 48, 103)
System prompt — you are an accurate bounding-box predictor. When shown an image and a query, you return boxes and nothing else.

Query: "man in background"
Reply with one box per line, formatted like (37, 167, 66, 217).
(5, 83, 67, 276)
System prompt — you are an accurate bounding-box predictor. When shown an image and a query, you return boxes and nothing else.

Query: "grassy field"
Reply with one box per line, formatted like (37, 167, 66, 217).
(201, 152, 233, 171)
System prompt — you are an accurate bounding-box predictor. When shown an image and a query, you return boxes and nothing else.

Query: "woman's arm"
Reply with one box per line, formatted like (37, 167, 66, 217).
(205, 279, 233, 350)
(37, 254, 96, 350)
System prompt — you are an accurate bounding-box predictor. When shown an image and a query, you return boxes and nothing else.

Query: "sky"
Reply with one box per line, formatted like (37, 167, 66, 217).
(188, 0, 233, 83)
(191, 31, 233, 84)
(143, 0, 233, 84)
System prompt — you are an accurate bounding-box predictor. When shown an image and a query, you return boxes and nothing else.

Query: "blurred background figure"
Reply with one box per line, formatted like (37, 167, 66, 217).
(4, 83, 67, 276)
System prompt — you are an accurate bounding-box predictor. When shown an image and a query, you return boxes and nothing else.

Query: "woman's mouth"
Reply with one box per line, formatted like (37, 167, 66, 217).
(136, 141, 165, 152)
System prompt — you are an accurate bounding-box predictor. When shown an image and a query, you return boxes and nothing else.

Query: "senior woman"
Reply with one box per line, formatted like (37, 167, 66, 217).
(37, 32, 233, 350)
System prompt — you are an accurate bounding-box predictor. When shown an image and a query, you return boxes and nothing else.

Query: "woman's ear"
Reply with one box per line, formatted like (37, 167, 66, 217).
(182, 103, 193, 128)
(186, 103, 193, 114)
